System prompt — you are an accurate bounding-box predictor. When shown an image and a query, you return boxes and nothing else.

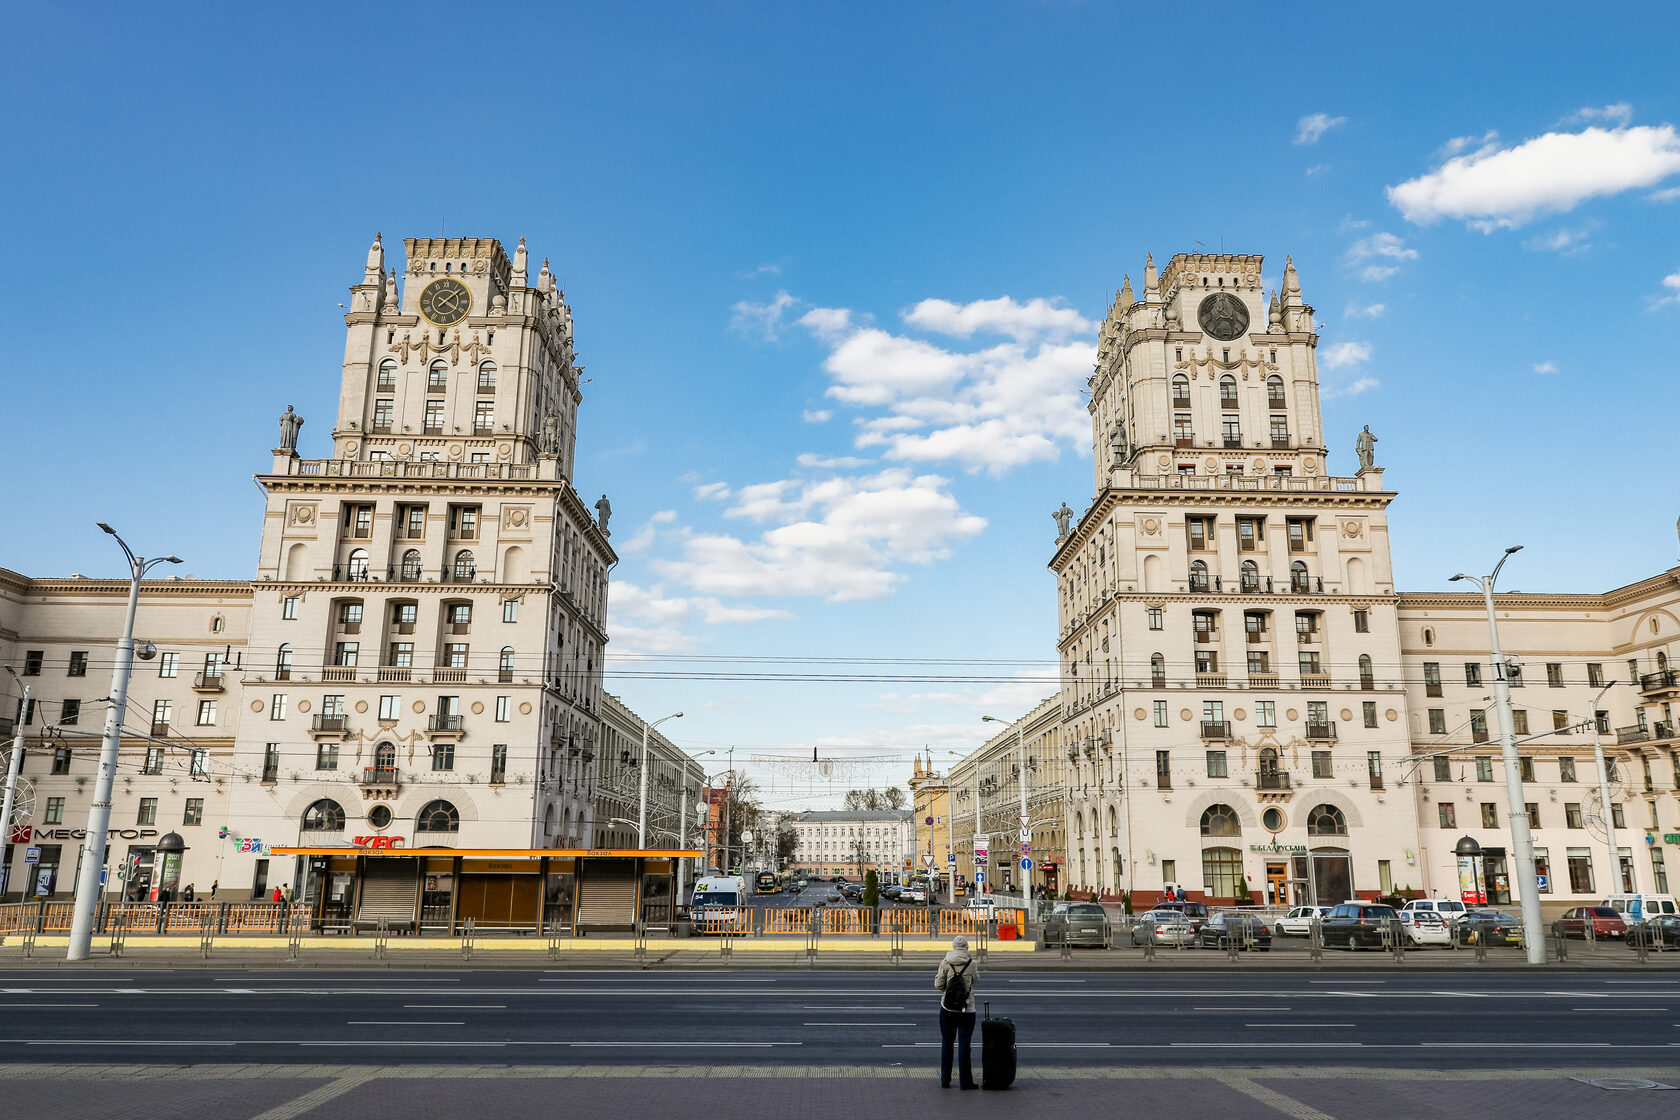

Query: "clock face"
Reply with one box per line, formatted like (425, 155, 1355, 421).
(1197, 292, 1250, 341)
(419, 277, 472, 326)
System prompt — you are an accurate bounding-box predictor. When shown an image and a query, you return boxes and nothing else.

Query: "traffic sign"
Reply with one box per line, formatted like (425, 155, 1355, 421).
(947, 853, 957, 863)
(925, 816, 934, 825)
(975, 871, 986, 881)
(23, 847, 40, 865)
(1019, 814, 1030, 825)
(923, 855, 936, 867)
(1019, 844, 1031, 855)
(1018, 828, 1031, 842)
(1020, 858, 1033, 871)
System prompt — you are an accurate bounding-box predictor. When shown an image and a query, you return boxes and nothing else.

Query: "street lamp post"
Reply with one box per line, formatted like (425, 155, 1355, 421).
(1450, 546, 1545, 965)
(677, 751, 715, 909)
(2, 676, 28, 899)
(67, 524, 181, 961)
(637, 712, 683, 852)
(982, 715, 1030, 900)
(1584, 684, 1626, 893)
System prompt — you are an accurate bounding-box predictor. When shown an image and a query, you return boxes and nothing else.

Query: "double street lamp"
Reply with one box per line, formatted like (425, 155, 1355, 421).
(981, 715, 1030, 897)
(67, 524, 181, 961)
(636, 711, 682, 852)
(1450, 545, 1545, 965)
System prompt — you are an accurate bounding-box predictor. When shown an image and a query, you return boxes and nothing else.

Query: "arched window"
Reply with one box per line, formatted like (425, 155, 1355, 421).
(1307, 803, 1348, 836)
(1290, 560, 1309, 593)
(400, 549, 422, 581)
(1358, 654, 1374, 689)
(1659, 652, 1670, 671)
(499, 646, 515, 681)
(1201, 846, 1244, 898)
(477, 361, 497, 391)
(301, 799, 346, 832)
(1200, 804, 1241, 837)
(428, 360, 448, 390)
(1259, 747, 1280, 780)
(1075, 813, 1084, 840)
(373, 741, 397, 768)
(1107, 806, 1118, 835)
(1150, 653, 1166, 687)
(275, 643, 293, 680)
(377, 358, 397, 389)
(1266, 375, 1286, 407)
(1189, 559, 1210, 592)
(453, 550, 476, 580)
(346, 548, 369, 581)
(1241, 559, 1260, 593)
(1172, 373, 1191, 405)
(416, 799, 460, 833)
(1219, 375, 1239, 408)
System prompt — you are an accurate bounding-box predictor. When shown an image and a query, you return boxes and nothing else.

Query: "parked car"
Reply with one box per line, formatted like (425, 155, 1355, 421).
(1626, 914, 1680, 948)
(1044, 902, 1111, 948)
(880, 885, 903, 901)
(1398, 908, 1451, 947)
(966, 894, 998, 918)
(1456, 910, 1525, 947)
(1129, 910, 1196, 947)
(1399, 897, 1471, 929)
(1151, 900, 1211, 930)
(1318, 902, 1402, 950)
(1551, 906, 1628, 940)
(902, 887, 927, 904)
(1196, 913, 1272, 950)
(1601, 893, 1680, 926)
(1276, 905, 1332, 936)
(830, 876, 847, 883)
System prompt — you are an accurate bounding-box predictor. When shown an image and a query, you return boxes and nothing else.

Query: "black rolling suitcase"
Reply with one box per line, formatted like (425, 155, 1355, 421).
(980, 1000, 1016, 1090)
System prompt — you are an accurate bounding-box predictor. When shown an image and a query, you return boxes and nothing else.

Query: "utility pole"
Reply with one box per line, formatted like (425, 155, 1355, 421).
(1585, 684, 1625, 893)
(2, 681, 27, 899)
(636, 712, 682, 851)
(68, 524, 181, 960)
(1451, 546, 1545, 965)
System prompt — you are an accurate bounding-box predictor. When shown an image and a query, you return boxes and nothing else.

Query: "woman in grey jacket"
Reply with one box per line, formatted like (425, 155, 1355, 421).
(933, 936, 979, 1089)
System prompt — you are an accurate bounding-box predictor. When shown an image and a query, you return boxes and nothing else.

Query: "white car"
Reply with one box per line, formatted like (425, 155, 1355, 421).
(1399, 898, 1469, 928)
(1275, 905, 1331, 936)
(1399, 908, 1451, 946)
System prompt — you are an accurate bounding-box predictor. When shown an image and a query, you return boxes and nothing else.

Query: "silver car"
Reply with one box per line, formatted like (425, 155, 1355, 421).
(1129, 909, 1196, 947)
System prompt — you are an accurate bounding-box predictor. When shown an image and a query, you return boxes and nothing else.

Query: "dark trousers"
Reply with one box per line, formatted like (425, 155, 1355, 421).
(939, 1008, 976, 1086)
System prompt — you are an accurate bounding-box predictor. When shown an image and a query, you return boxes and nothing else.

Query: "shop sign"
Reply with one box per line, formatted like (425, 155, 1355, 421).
(9, 824, 29, 844)
(1664, 832, 1680, 845)
(33, 827, 158, 842)
(1249, 843, 1306, 853)
(353, 835, 406, 849)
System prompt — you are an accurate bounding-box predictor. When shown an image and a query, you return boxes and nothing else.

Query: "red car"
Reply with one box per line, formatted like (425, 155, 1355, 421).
(1551, 906, 1628, 939)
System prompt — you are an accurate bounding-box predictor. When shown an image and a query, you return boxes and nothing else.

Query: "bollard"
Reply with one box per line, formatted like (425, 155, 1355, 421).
(287, 919, 303, 962)
(890, 912, 905, 966)
(1552, 928, 1568, 963)
(462, 917, 476, 961)
(374, 918, 389, 960)
(1390, 918, 1406, 962)
(1584, 914, 1596, 953)
(200, 910, 216, 959)
(109, 912, 126, 958)
(1634, 926, 1649, 963)
(21, 925, 35, 959)
(1142, 929, 1156, 961)
(634, 921, 648, 963)
(1225, 925, 1241, 962)
(547, 925, 566, 962)
(1308, 917, 1324, 963)
(806, 912, 821, 965)
(1473, 929, 1488, 962)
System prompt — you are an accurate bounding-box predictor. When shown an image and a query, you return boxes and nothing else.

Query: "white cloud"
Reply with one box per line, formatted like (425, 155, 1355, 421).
(692, 481, 732, 501)
(1305, 164, 1331, 176)
(1562, 103, 1633, 127)
(801, 409, 833, 423)
(797, 453, 871, 470)
(1337, 215, 1372, 233)
(1322, 341, 1373, 368)
(1360, 265, 1399, 283)
(1344, 301, 1386, 319)
(1294, 113, 1347, 145)
(608, 580, 793, 645)
(605, 622, 700, 654)
(1324, 376, 1380, 399)
(1522, 221, 1598, 254)
(1347, 232, 1419, 263)
(654, 467, 987, 602)
(902, 296, 1093, 341)
(1653, 268, 1680, 309)
(1387, 124, 1680, 230)
(619, 509, 678, 552)
(1532, 361, 1560, 375)
(1648, 185, 1680, 203)
(730, 290, 798, 340)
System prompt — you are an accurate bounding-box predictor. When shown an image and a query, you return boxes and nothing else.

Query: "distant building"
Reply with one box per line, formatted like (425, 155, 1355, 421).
(785, 810, 912, 880)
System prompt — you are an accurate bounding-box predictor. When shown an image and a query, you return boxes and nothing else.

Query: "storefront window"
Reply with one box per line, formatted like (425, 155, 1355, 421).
(1201, 846, 1243, 898)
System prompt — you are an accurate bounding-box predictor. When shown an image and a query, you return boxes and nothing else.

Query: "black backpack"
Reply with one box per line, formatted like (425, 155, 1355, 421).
(941, 960, 972, 1012)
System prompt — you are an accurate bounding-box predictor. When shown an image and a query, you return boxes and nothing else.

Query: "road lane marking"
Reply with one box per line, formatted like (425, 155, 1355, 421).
(1214, 1074, 1337, 1120)
(1245, 1023, 1355, 1028)
(0, 1003, 99, 1008)
(403, 1004, 507, 1009)
(346, 1021, 464, 1026)
(1607, 979, 1679, 984)
(803, 1022, 916, 1027)
(1309, 979, 1384, 984)
(1006, 979, 1086, 984)
(802, 1006, 904, 1010)
(1194, 1007, 1288, 1012)
(1570, 1007, 1668, 1011)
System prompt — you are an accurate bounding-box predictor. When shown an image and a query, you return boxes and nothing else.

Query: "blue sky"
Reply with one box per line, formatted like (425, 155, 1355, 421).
(3, 3, 1678, 807)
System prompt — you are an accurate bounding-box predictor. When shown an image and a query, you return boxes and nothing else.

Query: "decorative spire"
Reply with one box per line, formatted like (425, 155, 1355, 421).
(1119, 274, 1134, 310)
(363, 231, 384, 284)
(511, 235, 529, 286)
(1143, 252, 1159, 296)
(383, 268, 399, 311)
(1268, 289, 1281, 330)
(538, 256, 554, 294)
(1283, 254, 1300, 293)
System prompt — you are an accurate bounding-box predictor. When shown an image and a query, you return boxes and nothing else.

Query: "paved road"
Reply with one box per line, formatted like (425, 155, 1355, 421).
(2, 967, 1676, 1068)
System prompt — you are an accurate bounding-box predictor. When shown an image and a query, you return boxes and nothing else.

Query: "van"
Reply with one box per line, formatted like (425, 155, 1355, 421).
(1400, 897, 1470, 927)
(690, 875, 746, 933)
(1601, 893, 1679, 925)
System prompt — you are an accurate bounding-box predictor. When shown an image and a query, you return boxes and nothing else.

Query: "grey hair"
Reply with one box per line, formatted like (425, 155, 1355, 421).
(952, 935, 969, 950)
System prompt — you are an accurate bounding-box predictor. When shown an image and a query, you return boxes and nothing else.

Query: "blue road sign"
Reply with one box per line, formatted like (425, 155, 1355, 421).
(947, 853, 956, 863)
(1020, 858, 1033, 871)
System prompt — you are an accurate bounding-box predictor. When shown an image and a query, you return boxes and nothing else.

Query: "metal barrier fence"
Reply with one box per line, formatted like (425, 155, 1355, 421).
(0, 900, 303, 937)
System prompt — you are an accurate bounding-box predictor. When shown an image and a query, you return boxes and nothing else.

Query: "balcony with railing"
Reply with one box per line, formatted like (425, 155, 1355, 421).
(1305, 721, 1337, 740)
(310, 714, 348, 740)
(1255, 770, 1292, 790)
(322, 667, 358, 682)
(429, 714, 464, 739)
(1640, 669, 1679, 695)
(1247, 672, 1279, 689)
(1195, 672, 1228, 688)
(285, 458, 540, 482)
(1201, 720, 1232, 739)
(377, 666, 412, 683)
(1615, 725, 1651, 745)
(1472, 726, 1490, 743)
(361, 766, 401, 790)
(1655, 721, 1676, 741)
(1301, 674, 1332, 690)
(1122, 473, 1368, 494)
(191, 671, 225, 693)
(432, 668, 468, 684)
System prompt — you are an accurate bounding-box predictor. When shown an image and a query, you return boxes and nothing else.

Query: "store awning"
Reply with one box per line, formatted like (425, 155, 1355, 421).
(272, 846, 703, 858)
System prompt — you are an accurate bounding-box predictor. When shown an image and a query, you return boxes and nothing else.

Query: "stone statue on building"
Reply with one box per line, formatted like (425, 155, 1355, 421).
(538, 412, 561, 456)
(595, 494, 613, 535)
(1108, 420, 1127, 465)
(278, 405, 303, 451)
(1355, 424, 1378, 470)
(1053, 501, 1074, 540)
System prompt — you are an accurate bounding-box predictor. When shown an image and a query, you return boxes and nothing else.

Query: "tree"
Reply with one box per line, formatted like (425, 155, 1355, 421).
(863, 869, 880, 909)
(880, 786, 906, 810)
(775, 819, 798, 868)
(721, 773, 760, 870)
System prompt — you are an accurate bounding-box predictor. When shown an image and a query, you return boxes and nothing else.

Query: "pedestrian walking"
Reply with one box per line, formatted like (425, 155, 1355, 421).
(283, 883, 294, 905)
(272, 885, 283, 903)
(209, 879, 218, 900)
(183, 883, 195, 903)
(934, 935, 979, 1089)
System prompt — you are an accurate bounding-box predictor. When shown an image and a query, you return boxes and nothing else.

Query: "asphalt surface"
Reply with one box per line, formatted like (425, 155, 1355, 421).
(3, 967, 1677, 1068)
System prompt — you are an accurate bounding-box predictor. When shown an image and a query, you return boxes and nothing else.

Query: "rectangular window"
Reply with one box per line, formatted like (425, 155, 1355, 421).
(1153, 700, 1168, 728)
(270, 694, 287, 721)
(495, 695, 511, 722)
(341, 503, 373, 539)
(1480, 802, 1498, 828)
(1465, 662, 1481, 686)
(1612, 802, 1626, 828)
(1512, 709, 1529, 735)
(1471, 710, 1488, 742)
(1368, 751, 1384, 789)
(448, 505, 479, 539)
(316, 742, 339, 770)
(1298, 651, 1321, 674)
(184, 798, 204, 826)
(60, 698, 80, 726)
(474, 400, 494, 433)
(444, 643, 468, 668)
(1559, 756, 1577, 782)
(1551, 709, 1569, 732)
(1254, 700, 1276, 728)
(372, 398, 394, 429)
(333, 642, 358, 668)
(1433, 755, 1452, 782)
(1312, 750, 1333, 779)
(67, 650, 88, 677)
(51, 747, 71, 774)
(1237, 517, 1261, 551)
(1155, 750, 1171, 788)
(1568, 849, 1594, 893)
(1546, 662, 1564, 687)
(196, 699, 217, 726)
(42, 795, 67, 824)
(1507, 662, 1524, 687)
(432, 743, 455, 771)
(1527, 802, 1541, 829)
(263, 743, 280, 781)
(1519, 755, 1535, 781)
(1307, 700, 1328, 724)
(1247, 650, 1270, 674)
(388, 641, 413, 667)
(22, 650, 43, 676)
(1270, 416, 1289, 444)
(1206, 750, 1228, 778)
(144, 747, 164, 775)
(137, 797, 158, 826)
(1424, 662, 1442, 696)
(1653, 849, 1670, 894)
(378, 694, 401, 721)
(1476, 756, 1494, 782)
(1353, 609, 1369, 633)
(448, 602, 472, 626)
(338, 602, 363, 627)
(424, 399, 445, 431)
(503, 598, 519, 623)
(152, 698, 172, 729)
(1428, 708, 1447, 735)
(1196, 650, 1219, 674)
(1147, 607, 1163, 630)
(1587, 662, 1604, 687)
(277, 596, 299, 622)
(1565, 802, 1583, 828)
(159, 651, 179, 678)
(491, 743, 508, 784)
(1438, 802, 1456, 828)
(1363, 701, 1378, 729)
(190, 749, 207, 777)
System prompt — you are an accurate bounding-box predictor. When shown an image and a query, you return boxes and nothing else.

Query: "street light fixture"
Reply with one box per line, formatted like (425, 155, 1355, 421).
(677, 749, 716, 906)
(637, 712, 682, 852)
(982, 715, 1030, 898)
(1448, 545, 1544, 964)
(67, 525, 181, 961)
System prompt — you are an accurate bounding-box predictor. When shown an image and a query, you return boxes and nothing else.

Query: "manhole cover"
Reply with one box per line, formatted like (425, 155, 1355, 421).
(1571, 1077, 1676, 1091)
